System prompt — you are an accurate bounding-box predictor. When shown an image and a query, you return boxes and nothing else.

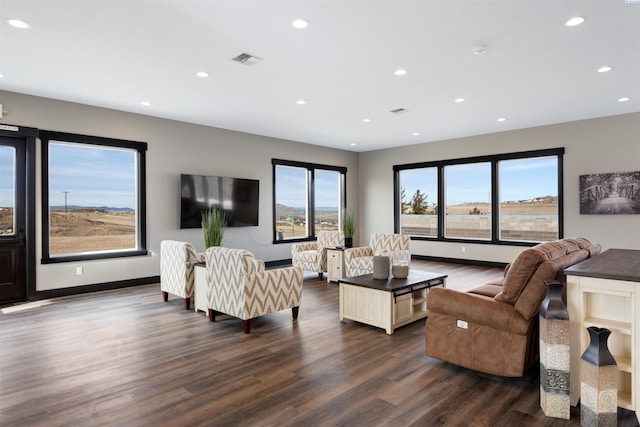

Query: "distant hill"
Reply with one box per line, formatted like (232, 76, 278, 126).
(50, 205, 134, 212)
(275, 204, 338, 218)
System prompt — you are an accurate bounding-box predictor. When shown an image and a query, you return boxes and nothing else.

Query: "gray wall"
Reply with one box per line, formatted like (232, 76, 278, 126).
(359, 113, 640, 262)
(0, 90, 359, 291)
(1, 89, 638, 292)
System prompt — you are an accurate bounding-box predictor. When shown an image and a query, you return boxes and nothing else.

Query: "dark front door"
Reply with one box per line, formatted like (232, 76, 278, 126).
(0, 134, 28, 304)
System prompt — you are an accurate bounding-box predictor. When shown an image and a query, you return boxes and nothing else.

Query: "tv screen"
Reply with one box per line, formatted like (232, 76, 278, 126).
(180, 174, 259, 228)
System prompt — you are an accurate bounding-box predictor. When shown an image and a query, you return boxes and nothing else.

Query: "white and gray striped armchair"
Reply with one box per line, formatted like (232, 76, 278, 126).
(291, 230, 344, 280)
(160, 240, 205, 310)
(205, 247, 303, 334)
(343, 233, 411, 277)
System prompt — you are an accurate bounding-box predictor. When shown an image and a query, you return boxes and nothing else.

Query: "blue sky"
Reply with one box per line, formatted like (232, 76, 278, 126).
(0, 146, 16, 207)
(400, 157, 558, 206)
(275, 166, 340, 208)
(48, 143, 136, 209)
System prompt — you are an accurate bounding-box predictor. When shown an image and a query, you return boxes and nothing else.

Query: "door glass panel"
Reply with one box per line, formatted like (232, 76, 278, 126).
(0, 146, 15, 236)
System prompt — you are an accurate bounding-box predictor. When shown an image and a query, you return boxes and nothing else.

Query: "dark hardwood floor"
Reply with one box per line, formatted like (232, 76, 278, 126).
(1, 260, 638, 426)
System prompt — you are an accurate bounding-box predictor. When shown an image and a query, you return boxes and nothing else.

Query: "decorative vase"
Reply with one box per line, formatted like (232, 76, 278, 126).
(539, 280, 570, 419)
(580, 327, 617, 427)
(391, 262, 409, 279)
(344, 237, 353, 248)
(372, 254, 389, 280)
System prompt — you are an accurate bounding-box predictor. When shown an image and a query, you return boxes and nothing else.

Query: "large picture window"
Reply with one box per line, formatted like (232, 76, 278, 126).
(273, 159, 346, 242)
(41, 131, 147, 263)
(394, 148, 563, 245)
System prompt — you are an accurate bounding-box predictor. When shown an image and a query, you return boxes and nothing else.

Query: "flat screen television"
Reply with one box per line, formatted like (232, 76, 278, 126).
(180, 174, 259, 228)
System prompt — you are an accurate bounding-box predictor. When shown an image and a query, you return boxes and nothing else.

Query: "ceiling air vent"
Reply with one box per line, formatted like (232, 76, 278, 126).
(390, 108, 408, 114)
(232, 53, 262, 66)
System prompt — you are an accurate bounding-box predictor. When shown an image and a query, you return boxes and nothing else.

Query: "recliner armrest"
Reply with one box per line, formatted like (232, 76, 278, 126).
(428, 287, 531, 335)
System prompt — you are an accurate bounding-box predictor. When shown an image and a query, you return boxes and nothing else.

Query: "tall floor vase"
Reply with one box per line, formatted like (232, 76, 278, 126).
(580, 326, 617, 427)
(539, 280, 571, 419)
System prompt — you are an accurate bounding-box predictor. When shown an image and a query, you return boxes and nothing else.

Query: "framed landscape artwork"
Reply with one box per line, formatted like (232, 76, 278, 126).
(579, 171, 640, 214)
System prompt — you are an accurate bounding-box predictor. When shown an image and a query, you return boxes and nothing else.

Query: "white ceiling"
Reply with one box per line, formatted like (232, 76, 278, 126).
(1, 0, 638, 152)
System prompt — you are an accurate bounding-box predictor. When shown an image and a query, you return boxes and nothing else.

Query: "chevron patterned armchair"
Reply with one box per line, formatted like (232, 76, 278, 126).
(205, 247, 303, 334)
(160, 240, 205, 310)
(291, 230, 344, 280)
(343, 233, 411, 277)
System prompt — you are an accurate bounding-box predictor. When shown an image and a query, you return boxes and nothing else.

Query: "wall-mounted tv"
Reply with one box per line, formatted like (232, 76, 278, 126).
(180, 174, 259, 228)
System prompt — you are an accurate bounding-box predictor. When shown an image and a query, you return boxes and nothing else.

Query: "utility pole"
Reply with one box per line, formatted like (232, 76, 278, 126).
(62, 191, 70, 214)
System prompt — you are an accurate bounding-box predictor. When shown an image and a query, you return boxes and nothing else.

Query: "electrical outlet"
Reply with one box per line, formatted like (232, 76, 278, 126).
(76, 266, 83, 275)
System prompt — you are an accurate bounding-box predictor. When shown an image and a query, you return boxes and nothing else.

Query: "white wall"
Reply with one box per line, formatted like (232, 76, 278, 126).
(359, 113, 640, 263)
(0, 90, 359, 291)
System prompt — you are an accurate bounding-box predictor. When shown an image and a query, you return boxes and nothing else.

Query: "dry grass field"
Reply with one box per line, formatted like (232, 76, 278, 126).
(445, 200, 558, 215)
(0, 208, 13, 235)
(49, 210, 135, 254)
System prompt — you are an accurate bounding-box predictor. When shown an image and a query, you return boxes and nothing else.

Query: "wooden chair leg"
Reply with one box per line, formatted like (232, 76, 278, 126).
(183, 298, 191, 310)
(318, 272, 323, 280)
(292, 306, 299, 320)
(208, 309, 216, 322)
(242, 319, 251, 334)
(161, 291, 168, 302)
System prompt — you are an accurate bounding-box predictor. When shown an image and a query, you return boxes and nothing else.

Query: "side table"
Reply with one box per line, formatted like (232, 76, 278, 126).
(194, 262, 208, 314)
(327, 246, 347, 283)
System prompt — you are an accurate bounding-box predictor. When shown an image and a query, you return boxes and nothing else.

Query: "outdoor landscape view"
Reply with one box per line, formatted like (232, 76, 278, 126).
(46, 142, 137, 255)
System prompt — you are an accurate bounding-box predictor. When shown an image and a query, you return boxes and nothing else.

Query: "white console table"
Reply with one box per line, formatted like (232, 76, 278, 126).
(565, 248, 640, 422)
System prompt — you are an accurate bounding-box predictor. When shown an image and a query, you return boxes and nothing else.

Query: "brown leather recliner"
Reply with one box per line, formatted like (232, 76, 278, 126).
(425, 238, 601, 377)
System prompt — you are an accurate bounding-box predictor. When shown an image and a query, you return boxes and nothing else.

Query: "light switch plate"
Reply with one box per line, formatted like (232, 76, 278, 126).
(456, 319, 468, 329)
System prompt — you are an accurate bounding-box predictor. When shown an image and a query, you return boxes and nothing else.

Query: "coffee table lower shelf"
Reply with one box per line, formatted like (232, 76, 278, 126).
(339, 271, 447, 335)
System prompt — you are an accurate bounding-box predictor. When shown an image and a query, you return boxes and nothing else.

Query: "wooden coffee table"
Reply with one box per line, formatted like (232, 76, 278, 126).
(339, 270, 447, 334)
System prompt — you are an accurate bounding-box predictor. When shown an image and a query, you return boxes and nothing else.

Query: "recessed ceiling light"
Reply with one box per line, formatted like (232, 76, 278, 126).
(8, 18, 30, 29)
(565, 17, 585, 27)
(597, 66, 613, 73)
(196, 71, 209, 78)
(394, 69, 407, 76)
(454, 98, 465, 103)
(497, 117, 507, 122)
(350, 143, 357, 146)
(292, 19, 309, 29)
(0, 73, 4, 78)
(412, 132, 420, 136)
(472, 46, 488, 55)
(618, 97, 630, 102)
(363, 118, 371, 123)
(140, 101, 151, 107)
(296, 100, 307, 105)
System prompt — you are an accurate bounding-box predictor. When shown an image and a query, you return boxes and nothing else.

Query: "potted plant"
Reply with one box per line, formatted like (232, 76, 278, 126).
(342, 211, 356, 248)
(202, 207, 228, 248)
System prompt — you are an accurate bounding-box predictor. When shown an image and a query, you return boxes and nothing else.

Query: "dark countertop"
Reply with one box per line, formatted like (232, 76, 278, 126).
(564, 248, 640, 282)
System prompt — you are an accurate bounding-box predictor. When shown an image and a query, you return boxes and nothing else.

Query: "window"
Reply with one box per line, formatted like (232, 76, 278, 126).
(41, 131, 147, 262)
(273, 159, 346, 242)
(394, 148, 563, 245)
(444, 162, 491, 239)
(0, 146, 15, 236)
(499, 156, 559, 242)
(398, 167, 438, 237)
